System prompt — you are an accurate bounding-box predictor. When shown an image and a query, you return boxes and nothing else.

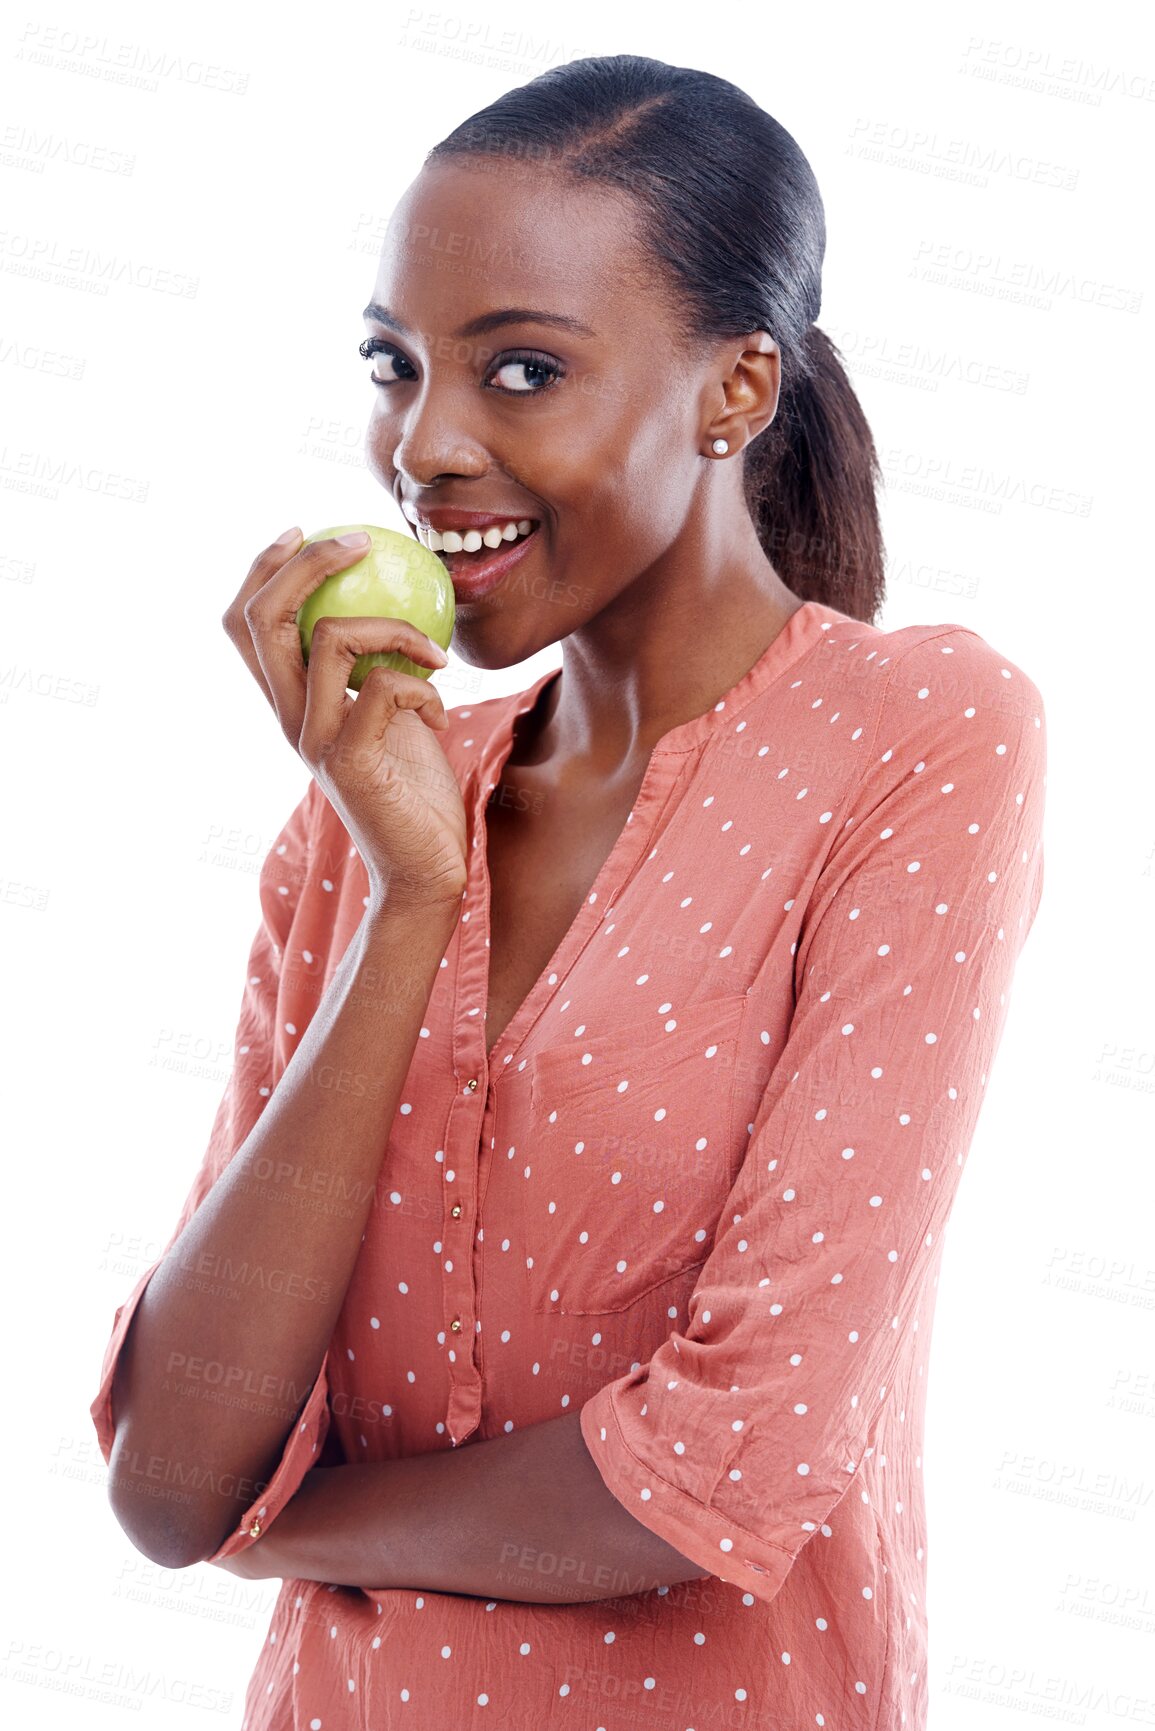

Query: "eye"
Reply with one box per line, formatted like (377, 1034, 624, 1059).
(358, 338, 563, 396)
(358, 337, 415, 384)
(486, 350, 564, 394)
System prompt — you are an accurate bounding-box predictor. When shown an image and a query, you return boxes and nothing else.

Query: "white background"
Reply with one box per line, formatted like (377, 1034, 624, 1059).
(3, 0, 1153, 1725)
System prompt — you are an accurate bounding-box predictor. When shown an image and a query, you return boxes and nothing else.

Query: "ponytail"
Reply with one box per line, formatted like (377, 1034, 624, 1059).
(428, 55, 887, 624)
(744, 325, 886, 625)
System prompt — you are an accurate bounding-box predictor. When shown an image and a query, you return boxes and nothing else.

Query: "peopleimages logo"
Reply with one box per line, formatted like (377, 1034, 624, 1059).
(396, 8, 589, 77)
(0, 121, 135, 175)
(846, 116, 1080, 190)
(878, 448, 1092, 517)
(911, 239, 1142, 314)
(0, 229, 198, 298)
(0, 445, 148, 503)
(958, 36, 1155, 105)
(0, 1641, 234, 1714)
(14, 22, 249, 96)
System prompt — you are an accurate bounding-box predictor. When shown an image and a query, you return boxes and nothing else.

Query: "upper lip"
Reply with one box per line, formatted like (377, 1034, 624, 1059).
(402, 504, 539, 533)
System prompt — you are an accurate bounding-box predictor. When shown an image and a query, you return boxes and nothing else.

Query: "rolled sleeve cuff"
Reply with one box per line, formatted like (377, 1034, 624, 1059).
(203, 1361, 331, 1564)
(89, 1257, 332, 1566)
(90, 1259, 163, 1467)
(579, 1385, 798, 1606)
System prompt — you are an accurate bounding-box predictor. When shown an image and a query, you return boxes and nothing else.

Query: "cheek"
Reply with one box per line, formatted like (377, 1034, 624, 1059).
(574, 390, 687, 524)
(636, 411, 699, 515)
(363, 420, 391, 489)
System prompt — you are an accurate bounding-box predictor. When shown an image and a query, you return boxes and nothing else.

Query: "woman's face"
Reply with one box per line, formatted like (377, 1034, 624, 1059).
(363, 158, 741, 668)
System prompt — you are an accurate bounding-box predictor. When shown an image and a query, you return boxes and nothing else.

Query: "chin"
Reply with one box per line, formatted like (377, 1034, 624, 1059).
(447, 624, 540, 671)
(448, 609, 565, 675)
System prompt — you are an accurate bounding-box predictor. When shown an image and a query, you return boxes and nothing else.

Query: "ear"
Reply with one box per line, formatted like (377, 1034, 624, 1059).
(708, 331, 781, 450)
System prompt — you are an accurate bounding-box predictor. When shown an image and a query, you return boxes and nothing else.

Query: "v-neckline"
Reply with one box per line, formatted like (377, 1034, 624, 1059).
(475, 712, 666, 1075)
(466, 599, 832, 1076)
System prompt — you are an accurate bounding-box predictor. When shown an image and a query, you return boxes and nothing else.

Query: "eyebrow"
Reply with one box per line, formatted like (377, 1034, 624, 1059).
(361, 302, 597, 341)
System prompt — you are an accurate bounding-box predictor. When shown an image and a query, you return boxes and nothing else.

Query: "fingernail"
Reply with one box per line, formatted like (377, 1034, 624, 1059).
(275, 525, 301, 545)
(337, 531, 371, 546)
(428, 640, 449, 664)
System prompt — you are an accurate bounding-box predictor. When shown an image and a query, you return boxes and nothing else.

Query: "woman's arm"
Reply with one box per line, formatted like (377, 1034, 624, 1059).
(213, 1410, 708, 1602)
(108, 896, 461, 1570)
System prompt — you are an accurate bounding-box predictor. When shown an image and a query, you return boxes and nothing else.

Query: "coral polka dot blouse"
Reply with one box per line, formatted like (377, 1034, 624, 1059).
(91, 599, 1046, 1729)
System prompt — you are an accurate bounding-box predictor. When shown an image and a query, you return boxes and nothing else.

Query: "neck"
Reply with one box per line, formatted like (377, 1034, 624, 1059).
(517, 528, 804, 781)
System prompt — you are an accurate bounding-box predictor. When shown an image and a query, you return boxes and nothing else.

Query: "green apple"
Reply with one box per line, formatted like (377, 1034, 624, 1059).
(296, 523, 455, 692)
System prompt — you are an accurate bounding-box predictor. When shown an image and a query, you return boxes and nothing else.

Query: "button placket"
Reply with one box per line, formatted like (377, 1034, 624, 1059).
(444, 707, 549, 1445)
(442, 1042, 488, 1444)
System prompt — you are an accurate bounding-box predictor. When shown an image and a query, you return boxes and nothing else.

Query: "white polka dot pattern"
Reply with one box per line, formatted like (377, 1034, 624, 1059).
(89, 601, 1046, 1730)
(581, 616, 1046, 1629)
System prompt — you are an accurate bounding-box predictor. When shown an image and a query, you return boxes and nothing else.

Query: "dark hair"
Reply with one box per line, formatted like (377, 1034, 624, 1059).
(426, 54, 885, 625)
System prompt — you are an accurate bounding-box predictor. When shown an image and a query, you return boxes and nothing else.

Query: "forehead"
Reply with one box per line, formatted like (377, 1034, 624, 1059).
(371, 159, 658, 332)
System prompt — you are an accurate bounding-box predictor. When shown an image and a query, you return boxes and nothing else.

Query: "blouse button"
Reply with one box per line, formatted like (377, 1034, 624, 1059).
(450, 1203, 462, 1219)
(247, 1519, 262, 1539)
(465, 1078, 478, 1091)
(450, 1317, 462, 1333)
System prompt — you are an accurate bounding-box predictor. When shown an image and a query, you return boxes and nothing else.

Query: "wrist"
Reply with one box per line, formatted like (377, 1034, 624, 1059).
(364, 886, 464, 928)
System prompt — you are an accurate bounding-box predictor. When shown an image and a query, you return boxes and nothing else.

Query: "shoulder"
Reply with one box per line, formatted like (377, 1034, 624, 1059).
(818, 607, 1044, 716)
(813, 608, 1046, 753)
(883, 620, 1044, 729)
(798, 615, 1048, 958)
(792, 611, 1049, 853)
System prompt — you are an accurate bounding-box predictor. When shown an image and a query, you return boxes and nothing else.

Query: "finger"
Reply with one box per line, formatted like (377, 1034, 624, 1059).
(220, 528, 305, 705)
(298, 619, 450, 767)
(244, 538, 427, 745)
(338, 663, 450, 761)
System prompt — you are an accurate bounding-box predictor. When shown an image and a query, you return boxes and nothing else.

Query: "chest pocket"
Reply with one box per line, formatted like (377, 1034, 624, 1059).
(521, 996, 746, 1315)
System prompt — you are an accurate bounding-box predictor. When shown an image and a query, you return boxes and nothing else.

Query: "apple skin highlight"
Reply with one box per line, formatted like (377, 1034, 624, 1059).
(296, 524, 456, 691)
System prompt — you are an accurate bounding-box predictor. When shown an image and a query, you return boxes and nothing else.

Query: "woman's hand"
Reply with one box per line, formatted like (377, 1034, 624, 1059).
(221, 529, 468, 912)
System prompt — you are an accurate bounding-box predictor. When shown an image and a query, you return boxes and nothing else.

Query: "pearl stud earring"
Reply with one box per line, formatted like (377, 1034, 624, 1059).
(711, 438, 729, 454)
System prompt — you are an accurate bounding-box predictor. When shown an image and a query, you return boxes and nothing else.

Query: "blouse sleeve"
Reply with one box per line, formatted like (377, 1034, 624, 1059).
(88, 775, 335, 1564)
(579, 628, 1047, 1603)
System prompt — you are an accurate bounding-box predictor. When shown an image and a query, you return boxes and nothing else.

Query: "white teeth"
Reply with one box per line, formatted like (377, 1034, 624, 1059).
(417, 518, 536, 556)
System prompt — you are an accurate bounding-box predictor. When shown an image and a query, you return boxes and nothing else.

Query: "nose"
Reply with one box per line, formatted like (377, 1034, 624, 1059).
(375, 383, 490, 489)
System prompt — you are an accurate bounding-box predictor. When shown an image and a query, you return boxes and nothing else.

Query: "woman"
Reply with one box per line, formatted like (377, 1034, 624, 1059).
(92, 54, 1046, 1731)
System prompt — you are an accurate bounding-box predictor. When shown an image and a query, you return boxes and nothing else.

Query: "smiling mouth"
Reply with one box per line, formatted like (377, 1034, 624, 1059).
(443, 524, 539, 577)
(412, 515, 535, 549)
(408, 519, 542, 585)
